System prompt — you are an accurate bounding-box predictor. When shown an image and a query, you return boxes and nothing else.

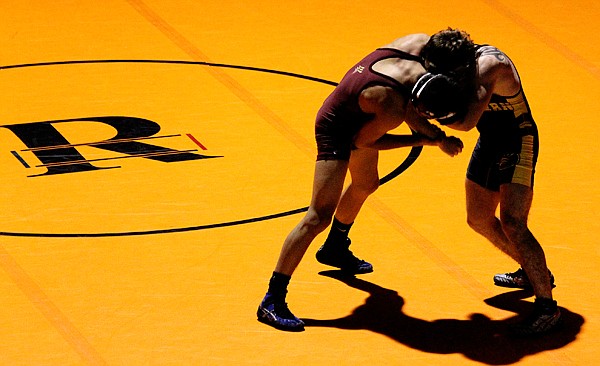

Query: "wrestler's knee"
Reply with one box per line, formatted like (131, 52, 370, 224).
(303, 206, 335, 234)
(352, 177, 380, 197)
(466, 212, 494, 234)
(499, 213, 528, 242)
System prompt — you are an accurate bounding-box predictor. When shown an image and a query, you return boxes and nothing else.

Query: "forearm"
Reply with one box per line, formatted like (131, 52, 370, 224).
(405, 117, 444, 139)
(403, 103, 446, 139)
(367, 133, 439, 150)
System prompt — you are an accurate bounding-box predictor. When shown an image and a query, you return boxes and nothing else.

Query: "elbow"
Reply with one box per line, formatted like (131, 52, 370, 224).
(443, 119, 476, 132)
(451, 123, 473, 132)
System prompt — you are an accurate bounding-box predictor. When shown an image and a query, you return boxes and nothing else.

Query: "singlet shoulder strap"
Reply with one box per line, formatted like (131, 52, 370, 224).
(376, 47, 425, 64)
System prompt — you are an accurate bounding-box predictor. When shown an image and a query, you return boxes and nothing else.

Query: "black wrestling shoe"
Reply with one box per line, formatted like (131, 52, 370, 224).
(257, 294, 305, 332)
(511, 298, 561, 336)
(316, 238, 373, 274)
(493, 267, 555, 289)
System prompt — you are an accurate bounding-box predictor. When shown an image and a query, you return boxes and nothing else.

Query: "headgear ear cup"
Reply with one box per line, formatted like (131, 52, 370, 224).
(411, 73, 437, 101)
(411, 73, 461, 120)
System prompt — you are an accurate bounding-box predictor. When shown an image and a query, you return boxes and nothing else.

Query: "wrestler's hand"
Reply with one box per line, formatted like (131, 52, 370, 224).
(438, 136, 464, 157)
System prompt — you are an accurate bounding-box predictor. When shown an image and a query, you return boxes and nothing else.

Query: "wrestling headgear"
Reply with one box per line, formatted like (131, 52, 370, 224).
(411, 72, 461, 120)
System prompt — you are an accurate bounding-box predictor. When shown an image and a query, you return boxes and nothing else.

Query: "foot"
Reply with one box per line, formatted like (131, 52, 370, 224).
(257, 294, 305, 332)
(510, 298, 561, 336)
(493, 267, 555, 289)
(316, 238, 373, 274)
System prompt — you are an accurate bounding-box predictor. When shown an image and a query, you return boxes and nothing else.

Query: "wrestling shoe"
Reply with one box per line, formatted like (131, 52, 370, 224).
(316, 238, 373, 274)
(257, 294, 305, 332)
(493, 267, 555, 289)
(511, 298, 561, 336)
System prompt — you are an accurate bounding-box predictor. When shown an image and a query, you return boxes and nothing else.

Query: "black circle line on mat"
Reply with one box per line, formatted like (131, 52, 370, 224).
(0, 59, 422, 237)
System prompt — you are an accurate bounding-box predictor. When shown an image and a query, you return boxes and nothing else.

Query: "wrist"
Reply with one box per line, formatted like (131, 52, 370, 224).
(432, 130, 446, 144)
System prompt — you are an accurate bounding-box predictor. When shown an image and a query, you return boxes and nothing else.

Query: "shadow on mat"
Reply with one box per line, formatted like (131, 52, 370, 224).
(302, 271, 584, 365)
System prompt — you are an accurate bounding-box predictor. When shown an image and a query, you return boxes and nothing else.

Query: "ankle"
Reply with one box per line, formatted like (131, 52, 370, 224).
(534, 297, 557, 312)
(325, 218, 353, 245)
(266, 271, 291, 299)
(262, 292, 285, 305)
(323, 236, 351, 249)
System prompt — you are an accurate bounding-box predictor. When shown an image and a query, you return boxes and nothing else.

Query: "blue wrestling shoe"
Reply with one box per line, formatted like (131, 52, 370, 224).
(316, 238, 373, 274)
(257, 294, 305, 332)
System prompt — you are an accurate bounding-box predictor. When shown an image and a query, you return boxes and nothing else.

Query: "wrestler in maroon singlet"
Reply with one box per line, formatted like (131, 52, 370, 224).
(315, 48, 424, 161)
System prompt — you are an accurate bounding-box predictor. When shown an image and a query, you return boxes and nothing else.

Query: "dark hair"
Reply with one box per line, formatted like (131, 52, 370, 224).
(411, 73, 462, 120)
(420, 28, 476, 78)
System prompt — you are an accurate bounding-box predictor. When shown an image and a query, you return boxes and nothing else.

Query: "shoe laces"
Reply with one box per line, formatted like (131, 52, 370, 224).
(508, 268, 527, 279)
(340, 248, 368, 265)
(273, 302, 297, 320)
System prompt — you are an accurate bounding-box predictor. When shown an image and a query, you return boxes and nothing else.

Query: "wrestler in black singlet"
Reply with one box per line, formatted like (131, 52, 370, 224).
(466, 45, 539, 191)
(314, 48, 423, 161)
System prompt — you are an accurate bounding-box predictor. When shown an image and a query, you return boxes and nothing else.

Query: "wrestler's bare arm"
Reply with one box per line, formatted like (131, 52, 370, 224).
(445, 54, 504, 131)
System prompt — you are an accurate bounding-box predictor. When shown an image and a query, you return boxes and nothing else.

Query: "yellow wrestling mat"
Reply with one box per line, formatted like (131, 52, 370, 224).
(1, 1, 599, 365)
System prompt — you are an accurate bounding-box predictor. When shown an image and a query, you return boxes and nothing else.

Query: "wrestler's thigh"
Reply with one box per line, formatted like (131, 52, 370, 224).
(309, 159, 349, 212)
(348, 148, 379, 188)
(465, 178, 500, 219)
